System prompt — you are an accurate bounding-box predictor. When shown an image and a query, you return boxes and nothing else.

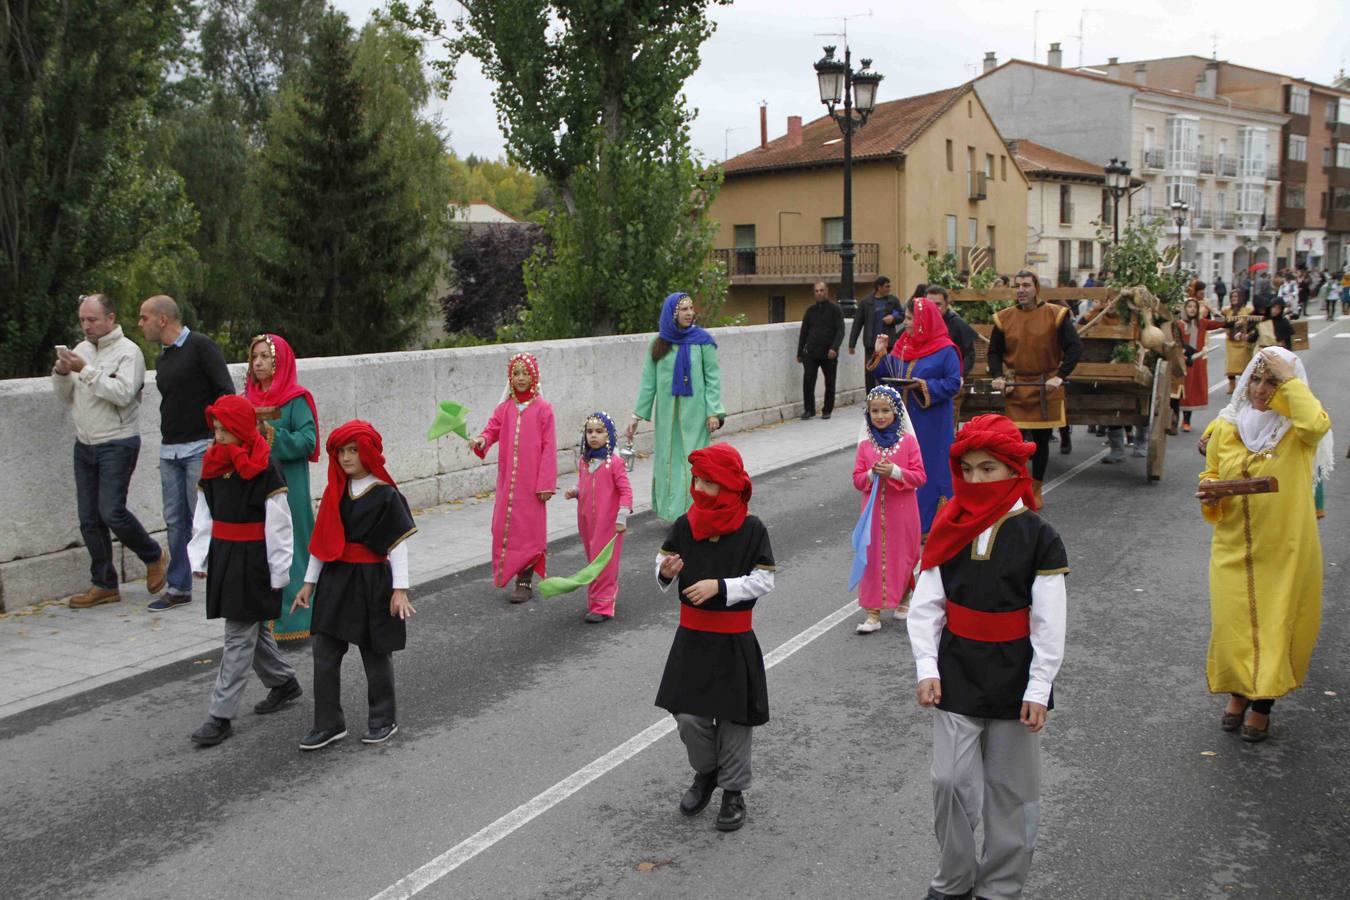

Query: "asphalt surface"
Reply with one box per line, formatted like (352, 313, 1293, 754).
(2, 319, 1347, 900)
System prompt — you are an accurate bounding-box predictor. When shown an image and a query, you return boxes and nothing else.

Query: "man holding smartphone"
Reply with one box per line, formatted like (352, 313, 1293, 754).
(52, 294, 166, 608)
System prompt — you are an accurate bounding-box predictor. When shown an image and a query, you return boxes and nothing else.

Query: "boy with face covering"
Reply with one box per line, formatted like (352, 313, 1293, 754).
(907, 415, 1069, 900)
(654, 443, 775, 833)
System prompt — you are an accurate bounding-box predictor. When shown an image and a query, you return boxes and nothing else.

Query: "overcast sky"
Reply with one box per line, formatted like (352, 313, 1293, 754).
(332, 0, 1349, 163)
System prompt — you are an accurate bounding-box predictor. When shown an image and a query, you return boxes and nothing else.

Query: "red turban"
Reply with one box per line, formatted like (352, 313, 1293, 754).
(201, 395, 271, 480)
(309, 420, 396, 562)
(920, 414, 1038, 570)
(687, 443, 752, 540)
(892, 296, 958, 363)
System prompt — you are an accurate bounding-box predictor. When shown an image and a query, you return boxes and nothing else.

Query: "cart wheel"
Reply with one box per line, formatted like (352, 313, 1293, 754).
(1146, 358, 1170, 482)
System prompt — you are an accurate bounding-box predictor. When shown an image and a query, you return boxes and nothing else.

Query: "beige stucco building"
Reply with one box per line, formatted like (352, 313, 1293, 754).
(709, 84, 1029, 325)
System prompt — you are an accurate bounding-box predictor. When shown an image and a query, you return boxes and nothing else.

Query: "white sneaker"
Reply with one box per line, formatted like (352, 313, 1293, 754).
(892, 605, 909, 620)
(856, 616, 882, 634)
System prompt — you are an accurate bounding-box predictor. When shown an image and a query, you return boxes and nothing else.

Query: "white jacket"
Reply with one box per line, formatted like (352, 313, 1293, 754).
(51, 326, 147, 445)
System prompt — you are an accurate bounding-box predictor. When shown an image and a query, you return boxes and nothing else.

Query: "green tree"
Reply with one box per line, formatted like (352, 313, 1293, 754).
(388, 0, 731, 337)
(255, 11, 435, 356)
(0, 0, 198, 377)
(1100, 216, 1190, 311)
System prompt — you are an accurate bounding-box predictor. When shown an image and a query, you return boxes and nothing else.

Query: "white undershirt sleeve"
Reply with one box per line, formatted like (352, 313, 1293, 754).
(389, 538, 410, 589)
(304, 556, 323, 584)
(187, 489, 212, 575)
(907, 567, 947, 682)
(723, 568, 774, 605)
(654, 551, 676, 592)
(1024, 573, 1067, 706)
(264, 492, 294, 589)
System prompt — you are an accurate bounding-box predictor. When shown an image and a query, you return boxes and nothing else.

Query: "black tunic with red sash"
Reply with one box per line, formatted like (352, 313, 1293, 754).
(200, 462, 288, 622)
(655, 514, 775, 726)
(936, 508, 1068, 719)
(311, 481, 417, 654)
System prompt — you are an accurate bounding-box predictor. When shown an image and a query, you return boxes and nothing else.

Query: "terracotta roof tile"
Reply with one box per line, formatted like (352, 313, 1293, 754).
(721, 85, 969, 177)
(1008, 139, 1107, 180)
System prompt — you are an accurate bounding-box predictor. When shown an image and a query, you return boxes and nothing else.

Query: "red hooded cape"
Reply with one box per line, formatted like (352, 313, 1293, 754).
(244, 333, 320, 462)
(202, 395, 271, 479)
(309, 420, 396, 563)
(687, 443, 752, 541)
(891, 296, 958, 362)
(920, 414, 1037, 570)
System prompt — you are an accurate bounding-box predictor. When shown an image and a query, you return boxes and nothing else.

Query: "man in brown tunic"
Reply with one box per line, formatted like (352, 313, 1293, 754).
(986, 271, 1083, 505)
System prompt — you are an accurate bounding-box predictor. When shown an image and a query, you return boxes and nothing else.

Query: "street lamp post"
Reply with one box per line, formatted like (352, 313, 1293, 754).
(1103, 158, 1132, 246)
(1171, 199, 1189, 276)
(814, 46, 882, 316)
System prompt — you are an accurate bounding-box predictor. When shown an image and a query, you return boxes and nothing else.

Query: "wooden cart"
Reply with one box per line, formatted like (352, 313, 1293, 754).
(951, 288, 1173, 482)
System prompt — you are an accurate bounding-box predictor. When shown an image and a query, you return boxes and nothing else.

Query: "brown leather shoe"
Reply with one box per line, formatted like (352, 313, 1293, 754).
(510, 576, 533, 603)
(69, 586, 120, 609)
(145, 553, 168, 595)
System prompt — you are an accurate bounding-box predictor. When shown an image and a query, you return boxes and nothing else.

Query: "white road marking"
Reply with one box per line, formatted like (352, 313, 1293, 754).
(1337, 333, 1350, 339)
(1206, 317, 1345, 393)
(366, 426, 1137, 900)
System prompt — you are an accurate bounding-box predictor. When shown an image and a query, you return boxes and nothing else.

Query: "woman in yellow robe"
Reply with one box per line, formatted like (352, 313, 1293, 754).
(1197, 347, 1333, 743)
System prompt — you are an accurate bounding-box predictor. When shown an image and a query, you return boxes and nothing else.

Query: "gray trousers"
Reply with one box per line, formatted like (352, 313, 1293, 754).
(675, 714, 753, 791)
(208, 619, 297, 720)
(930, 709, 1041, 900)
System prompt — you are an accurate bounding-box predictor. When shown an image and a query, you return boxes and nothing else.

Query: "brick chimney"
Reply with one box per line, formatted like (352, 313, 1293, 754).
(786, 115, 803, 148)
(983, 51, 997, 73)
(1047, 42, 1062, 68)
(1107, 56, 1120, 80)
(1134, 63, 1148, 85)
(760, 103, 768, 148)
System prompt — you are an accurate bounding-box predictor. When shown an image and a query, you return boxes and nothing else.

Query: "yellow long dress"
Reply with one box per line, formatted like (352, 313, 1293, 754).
(1199, 378, 1330, 700)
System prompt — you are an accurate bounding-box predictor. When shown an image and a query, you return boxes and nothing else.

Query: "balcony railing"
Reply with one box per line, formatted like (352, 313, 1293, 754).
(1217, 156, 1238, 177)
(1198, 154, 1215, 174)
(1218, 212, 1237, 230)
(969, 171, 988, 200)
(713, 243, 881, 280)
(1143, 149, 1166, 169)
(1192, 212, 1214, 229)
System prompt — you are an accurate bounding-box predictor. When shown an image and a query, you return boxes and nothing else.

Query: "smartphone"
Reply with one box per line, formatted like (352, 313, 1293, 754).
(55, 344, 70, 355)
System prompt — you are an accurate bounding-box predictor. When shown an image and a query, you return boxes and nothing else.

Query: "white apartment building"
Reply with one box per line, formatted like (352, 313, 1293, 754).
(974, 53, 1289, 286)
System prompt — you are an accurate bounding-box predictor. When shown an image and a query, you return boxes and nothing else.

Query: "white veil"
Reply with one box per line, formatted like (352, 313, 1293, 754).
(1216, 346, 1334, 485)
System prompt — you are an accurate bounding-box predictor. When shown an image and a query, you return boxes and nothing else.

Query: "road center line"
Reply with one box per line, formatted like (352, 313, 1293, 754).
(366, 427, 1127, 900)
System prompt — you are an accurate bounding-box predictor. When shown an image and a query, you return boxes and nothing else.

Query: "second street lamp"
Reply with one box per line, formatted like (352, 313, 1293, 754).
(814, 45, 882, 317)
(1171, 199, 1189, 276)
(1104, 157, 1132, 246)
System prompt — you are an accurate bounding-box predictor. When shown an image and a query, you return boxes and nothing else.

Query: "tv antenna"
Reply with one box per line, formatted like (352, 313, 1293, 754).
(1075, 9, 1102, 67)
(813, 9, 874, 51)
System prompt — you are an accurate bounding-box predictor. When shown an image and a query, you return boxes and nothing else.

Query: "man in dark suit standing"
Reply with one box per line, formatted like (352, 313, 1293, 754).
(797, 281, 845, 419)
(847, 275, 903, 390)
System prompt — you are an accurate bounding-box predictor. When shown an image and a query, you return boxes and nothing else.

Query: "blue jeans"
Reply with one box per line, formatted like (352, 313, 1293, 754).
(74, 439, 161, 589)
(160, 452, 204, 595)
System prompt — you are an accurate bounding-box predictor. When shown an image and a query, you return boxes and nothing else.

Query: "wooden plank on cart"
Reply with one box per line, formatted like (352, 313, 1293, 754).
(1291, 318, 1309, 351)
(1146, 358, 1170, 482)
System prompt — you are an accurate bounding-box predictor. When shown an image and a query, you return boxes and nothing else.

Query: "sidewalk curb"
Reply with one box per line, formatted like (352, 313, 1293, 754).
(0, 431, 861, 723)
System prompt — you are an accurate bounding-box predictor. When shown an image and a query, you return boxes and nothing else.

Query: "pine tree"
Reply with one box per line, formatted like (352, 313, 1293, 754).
(257, 11, 431, 357)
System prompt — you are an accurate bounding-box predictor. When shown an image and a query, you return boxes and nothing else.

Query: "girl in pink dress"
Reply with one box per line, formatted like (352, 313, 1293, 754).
(563, 412, 634, 623)
(853, 385, 925, 634)
(472, 353, 558, 602)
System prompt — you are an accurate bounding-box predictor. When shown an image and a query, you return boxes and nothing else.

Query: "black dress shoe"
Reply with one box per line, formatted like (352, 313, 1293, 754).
(362, 723, 399, 744)
(800, 413, 815, 420)
(254, 679, 303, 715)
(821, 412, 832, 420)
(923, 889, 972, 900)
(299, 725, 348, 751)
(715, 790, 746, 831)
(583, 611, 612, 624)
(679, 770, 717, 816)
(191, 716, 233, 747)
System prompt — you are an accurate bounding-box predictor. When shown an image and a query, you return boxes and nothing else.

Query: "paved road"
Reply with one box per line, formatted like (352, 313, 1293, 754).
(3, 319, 1347, 900)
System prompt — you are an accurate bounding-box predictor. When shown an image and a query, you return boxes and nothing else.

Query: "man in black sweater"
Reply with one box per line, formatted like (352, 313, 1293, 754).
(137, 295, 236, 610)
(797, 281, 845, 419)
(847, 276, 904, 391)
(926, 286, 977, 379)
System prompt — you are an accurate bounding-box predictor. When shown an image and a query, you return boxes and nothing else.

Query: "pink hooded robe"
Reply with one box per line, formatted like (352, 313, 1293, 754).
(478, 355, 558, 587)
(853, 436, 925, 610)
(575, 455, 634, 616)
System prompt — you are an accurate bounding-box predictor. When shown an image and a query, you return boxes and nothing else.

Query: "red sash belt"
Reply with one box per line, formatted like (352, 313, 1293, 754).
(680, 605, 752, 634)
(945, 600, 1030, 642)
(338, 543, 386, 564)
(212, 521, 265, 542)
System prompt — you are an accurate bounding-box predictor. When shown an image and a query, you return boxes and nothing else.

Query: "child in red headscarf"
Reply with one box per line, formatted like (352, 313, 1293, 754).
(654, 443, 774, 833)
(292, 420, 417, 750)
(471, 352, 558, 602)
(186, 395, 299, 747)
(907, 414, 1068, 900)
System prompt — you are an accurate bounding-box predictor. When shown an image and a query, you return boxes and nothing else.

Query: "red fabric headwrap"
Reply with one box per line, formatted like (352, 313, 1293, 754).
(309, 420, 396, 563)
(508, 352, 541, 403)
(686, 444, 752, 541)
(202, 395, 271, 480)
(920, 414, 1038, 570)
(244, 333, 321, 462)
(892, 296, 958, 362)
